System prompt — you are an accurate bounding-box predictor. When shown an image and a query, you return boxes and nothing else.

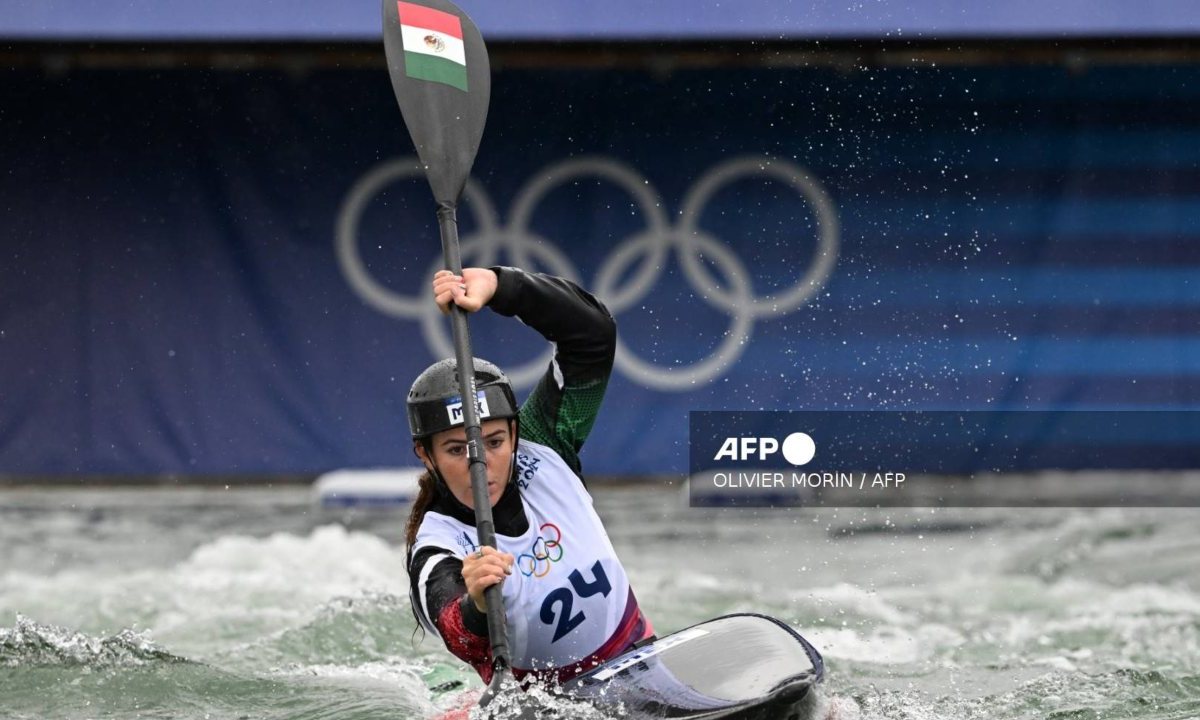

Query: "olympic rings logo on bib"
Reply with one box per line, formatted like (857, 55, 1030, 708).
(518, 522, 565, 578)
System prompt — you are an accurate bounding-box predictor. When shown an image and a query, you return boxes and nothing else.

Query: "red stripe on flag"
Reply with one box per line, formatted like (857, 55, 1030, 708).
(397, 1, 464, 39)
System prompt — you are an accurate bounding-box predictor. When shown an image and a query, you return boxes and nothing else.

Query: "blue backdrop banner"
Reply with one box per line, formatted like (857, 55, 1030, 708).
(2, 62, 1199, 476)
(4, 0, 1199, 40)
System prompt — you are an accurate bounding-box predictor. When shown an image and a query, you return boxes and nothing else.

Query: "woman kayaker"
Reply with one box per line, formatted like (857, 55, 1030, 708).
(405, 266, 653, 686)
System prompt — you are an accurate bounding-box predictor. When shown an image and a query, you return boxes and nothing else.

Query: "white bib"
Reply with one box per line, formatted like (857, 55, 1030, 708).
(413, 439, 632, 671)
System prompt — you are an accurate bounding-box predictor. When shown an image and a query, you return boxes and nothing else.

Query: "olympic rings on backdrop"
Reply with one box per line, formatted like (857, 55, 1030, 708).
(517, 522, 564, 578)
(335, 155, 840, 391)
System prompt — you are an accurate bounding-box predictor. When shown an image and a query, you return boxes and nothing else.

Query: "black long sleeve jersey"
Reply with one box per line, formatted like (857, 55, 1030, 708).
(406, 266, 618, 646)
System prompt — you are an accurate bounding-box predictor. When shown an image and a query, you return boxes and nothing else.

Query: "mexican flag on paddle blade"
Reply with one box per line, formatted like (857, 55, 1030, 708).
(397, 1, 468, 92)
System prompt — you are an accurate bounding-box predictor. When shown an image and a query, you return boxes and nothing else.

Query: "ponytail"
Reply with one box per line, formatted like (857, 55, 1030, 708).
(405, 469, 438, 643)
(405, 470, 438, 549)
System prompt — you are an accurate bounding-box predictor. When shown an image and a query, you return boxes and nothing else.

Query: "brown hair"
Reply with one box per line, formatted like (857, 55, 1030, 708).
(405, 470, 438, 549)
(404, 467, 439, 643)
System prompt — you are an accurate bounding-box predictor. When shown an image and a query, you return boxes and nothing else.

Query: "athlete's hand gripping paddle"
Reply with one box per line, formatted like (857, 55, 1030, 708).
(381, 0, 511, 706)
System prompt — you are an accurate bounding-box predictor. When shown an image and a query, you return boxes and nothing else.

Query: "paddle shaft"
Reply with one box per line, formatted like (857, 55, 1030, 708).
(382, 0, 504, 699)
(437, 204, 512, 677)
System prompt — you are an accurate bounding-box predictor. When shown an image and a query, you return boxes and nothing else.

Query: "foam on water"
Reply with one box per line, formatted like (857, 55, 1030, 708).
(2, 523, 411, 657)
(0, 614, 183, 667)
(787, 582, 916, 625)
(2, 488, 1199, 719)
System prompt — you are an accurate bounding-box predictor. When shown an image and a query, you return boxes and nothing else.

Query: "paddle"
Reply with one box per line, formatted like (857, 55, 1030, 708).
(381, 0, 511, 707)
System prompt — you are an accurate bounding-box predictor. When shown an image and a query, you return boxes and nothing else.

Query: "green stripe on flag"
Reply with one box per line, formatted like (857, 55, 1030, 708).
(404, 51, 468, 92)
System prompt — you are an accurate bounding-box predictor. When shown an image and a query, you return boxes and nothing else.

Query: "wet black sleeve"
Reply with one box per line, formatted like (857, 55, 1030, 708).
(408, 546, 489, 637)
(487, 266, 617, 475)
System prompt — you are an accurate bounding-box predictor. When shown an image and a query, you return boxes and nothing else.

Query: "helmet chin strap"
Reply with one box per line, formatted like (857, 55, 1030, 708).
(507, 416, 520, 483)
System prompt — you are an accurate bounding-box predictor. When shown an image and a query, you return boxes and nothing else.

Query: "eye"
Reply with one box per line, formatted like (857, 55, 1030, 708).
(445, 445, 466, 457)
(486, 437, 507, 450)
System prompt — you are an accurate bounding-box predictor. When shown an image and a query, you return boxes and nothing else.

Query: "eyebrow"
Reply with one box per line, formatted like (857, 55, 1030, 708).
(438, 428, 508, 448)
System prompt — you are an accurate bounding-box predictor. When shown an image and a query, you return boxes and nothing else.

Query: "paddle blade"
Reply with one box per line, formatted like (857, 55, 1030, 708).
(382, 0, 491, 206)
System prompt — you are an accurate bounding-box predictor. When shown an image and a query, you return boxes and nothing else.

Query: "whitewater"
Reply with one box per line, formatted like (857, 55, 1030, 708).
(2, 484, 1198, 719)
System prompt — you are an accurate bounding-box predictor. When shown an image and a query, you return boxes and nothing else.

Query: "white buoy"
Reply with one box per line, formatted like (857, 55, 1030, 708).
(311, 468, 424, 509)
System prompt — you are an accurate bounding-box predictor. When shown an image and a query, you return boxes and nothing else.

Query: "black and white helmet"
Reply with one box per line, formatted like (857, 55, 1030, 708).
(406, 357, 518, 440)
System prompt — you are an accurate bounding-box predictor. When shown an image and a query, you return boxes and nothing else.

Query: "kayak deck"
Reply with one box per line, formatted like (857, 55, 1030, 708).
(469, 613, 824, 720)
(567, 613, 824, 719)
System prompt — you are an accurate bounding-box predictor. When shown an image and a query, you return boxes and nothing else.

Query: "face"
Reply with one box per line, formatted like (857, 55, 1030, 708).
(415, 418, 516, 509)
